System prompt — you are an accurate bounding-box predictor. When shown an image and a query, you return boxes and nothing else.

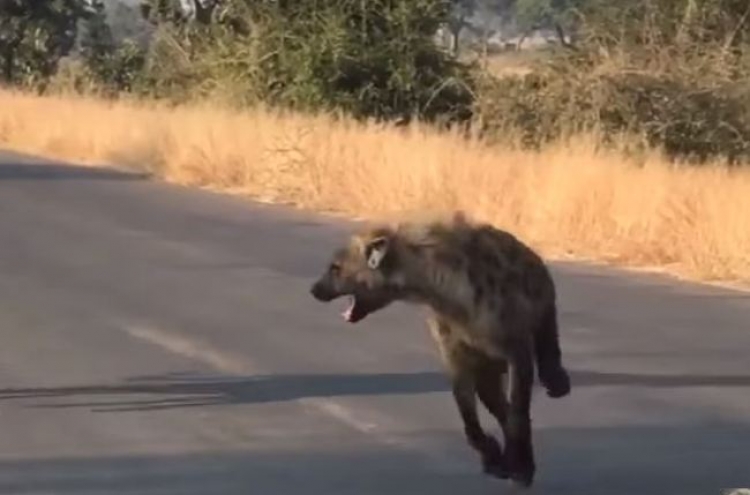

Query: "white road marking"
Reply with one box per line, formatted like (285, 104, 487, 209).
(119, 321, 473, 472)
(299, 397, 378, 433)
(124, 324, 250, 375)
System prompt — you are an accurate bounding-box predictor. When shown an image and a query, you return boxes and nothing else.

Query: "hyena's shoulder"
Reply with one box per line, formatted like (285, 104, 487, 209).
(447, 219, 554, 301)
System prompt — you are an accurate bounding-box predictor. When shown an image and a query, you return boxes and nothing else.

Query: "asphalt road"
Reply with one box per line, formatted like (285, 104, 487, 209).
(0, 150, 749, 495)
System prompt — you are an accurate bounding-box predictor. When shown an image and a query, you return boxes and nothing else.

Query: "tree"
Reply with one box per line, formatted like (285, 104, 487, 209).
(139, 0, 250, 35)
(79, 0, 114, 67)
(472, 0, 514, 57)
(546, 0, 750, 51)
(73, 0, 143, 93)
(139, 0, 241, 28)
(447, 0, 475, 55)
(513, 0, 578, 49)
(138, 0, 190, 25)
(0, 0, 99, 86)
(107, 1, 154, 45)
(137, 0, 474, 123)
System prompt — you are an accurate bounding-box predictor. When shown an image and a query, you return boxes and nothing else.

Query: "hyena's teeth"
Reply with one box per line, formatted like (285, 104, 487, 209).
(342, 296, 356, 321)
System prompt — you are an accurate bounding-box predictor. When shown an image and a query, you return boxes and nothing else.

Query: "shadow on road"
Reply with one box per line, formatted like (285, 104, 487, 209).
(569, 369, 750, 388)
(0, 162, 149, 181)
(1, 368, 750, 413)
(0, 423, 748, 495)
(0, 448, 493, 495)
(0, 371, 450, 412)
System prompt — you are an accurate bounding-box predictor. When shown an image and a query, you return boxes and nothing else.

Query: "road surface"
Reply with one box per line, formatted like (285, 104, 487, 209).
(0, 150, 748, 495)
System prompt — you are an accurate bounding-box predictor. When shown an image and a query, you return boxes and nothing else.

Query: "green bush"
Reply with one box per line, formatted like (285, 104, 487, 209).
(136, 0, 476, 124)
(476, 59, 750, 164)
(473, 0, 750, 165)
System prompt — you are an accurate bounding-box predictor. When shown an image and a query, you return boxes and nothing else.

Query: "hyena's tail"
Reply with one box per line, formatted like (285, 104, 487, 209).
(534, 302, 571, 398)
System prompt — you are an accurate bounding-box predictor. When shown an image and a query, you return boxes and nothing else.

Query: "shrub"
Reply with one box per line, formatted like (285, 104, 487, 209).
(473, 0, 750, 164)
(137, 0, 476, 124)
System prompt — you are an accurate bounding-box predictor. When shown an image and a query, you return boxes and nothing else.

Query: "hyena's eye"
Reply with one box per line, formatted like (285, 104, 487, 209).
(329, 262, 341, 274)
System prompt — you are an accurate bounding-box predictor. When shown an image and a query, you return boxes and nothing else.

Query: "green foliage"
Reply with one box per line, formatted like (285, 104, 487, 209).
(87, 40, 147, 95)
(4, 0, 750, 165)
(509, 0, 581, 43)
(64, 1, 146, 96)
(0, 0, 98, 88)
(475, 0, 750, 165)
(514, 0, 561, 30)
(137, 0, 475, 123)
(139, 0, 190, 25)
(260, 0, 474, 122)
(571, 0, 750, 50)
(78, 1, 114, 74)
(477, 60, 750, 163)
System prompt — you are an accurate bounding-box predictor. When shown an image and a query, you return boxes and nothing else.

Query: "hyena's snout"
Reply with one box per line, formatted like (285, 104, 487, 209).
(310, 279, 338, 302)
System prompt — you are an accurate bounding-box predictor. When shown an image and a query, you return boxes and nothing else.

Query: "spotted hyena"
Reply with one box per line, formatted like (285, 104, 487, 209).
(309, 212, 571, 487)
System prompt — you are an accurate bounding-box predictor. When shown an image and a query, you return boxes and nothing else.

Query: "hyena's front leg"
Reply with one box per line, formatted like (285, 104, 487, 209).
(428, 317, 504, 477)
(475, 359, 511, 479)
(504, 345, 536, 487)
(449, 367, 506, 477)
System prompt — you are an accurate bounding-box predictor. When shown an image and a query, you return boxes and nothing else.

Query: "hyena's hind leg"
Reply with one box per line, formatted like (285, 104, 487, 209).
(534, 302, 571, 398)
(428, 317, 505, 478)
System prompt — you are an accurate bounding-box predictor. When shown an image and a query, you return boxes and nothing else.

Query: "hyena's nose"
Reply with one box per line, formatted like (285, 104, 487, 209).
(310, 281, 332, 302)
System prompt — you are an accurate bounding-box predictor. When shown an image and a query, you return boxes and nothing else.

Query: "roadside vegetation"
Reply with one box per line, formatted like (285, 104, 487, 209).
(1, 0, 749, 285)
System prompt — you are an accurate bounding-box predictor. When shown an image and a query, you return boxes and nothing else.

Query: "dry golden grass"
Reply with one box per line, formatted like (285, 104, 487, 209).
(2, 88, 749, 285)
(467, 50, 541, 78)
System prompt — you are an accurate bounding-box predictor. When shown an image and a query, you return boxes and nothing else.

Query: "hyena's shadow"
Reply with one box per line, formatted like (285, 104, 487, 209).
(568, 369, 750, 388)
(1, 368, 749, 413)
(0, 370, 452, 412)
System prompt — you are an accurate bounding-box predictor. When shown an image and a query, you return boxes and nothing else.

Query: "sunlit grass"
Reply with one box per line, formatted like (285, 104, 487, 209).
(2, 88, 748, 285)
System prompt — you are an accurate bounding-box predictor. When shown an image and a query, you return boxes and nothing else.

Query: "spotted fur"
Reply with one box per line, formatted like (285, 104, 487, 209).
(310, 212, 571, 487)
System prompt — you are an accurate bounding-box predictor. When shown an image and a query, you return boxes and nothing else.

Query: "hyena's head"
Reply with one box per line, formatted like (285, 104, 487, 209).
(310, 227, 405, 323)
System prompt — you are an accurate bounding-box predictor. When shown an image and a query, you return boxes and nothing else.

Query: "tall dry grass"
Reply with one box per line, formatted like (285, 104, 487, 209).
(1, 89, 749, 285)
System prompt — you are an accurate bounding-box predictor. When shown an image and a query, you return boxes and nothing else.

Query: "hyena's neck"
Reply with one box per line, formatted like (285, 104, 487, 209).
(398, 250, 474, 323)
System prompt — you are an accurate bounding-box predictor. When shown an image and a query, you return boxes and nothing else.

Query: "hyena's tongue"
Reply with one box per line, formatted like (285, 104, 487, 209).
(342, 296, 356, 322)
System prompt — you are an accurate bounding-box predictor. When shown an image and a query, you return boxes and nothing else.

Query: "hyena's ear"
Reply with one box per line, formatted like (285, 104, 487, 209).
(365, 236, 389, 269)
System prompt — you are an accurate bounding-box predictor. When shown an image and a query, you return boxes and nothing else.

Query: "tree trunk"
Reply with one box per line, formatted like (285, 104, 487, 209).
(517, 28, 531, 50)
(448, 14, 465, 57)
(450, 25, 461, 56)
(553, 22, 571, 48)
(193, 0, 217, 25)
(2, 47, 13, 83)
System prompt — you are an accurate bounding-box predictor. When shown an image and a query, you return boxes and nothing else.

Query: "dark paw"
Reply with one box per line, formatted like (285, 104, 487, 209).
(509, 469, 534, 488)
(484, 462, 510, 480)
(481, 436, 509, 479)
(541, 366, 571, 398)
(506, 459, 535, 487)
(506, 449, 535, 487)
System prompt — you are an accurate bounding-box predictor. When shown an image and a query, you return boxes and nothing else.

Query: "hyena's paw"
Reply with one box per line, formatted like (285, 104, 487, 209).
(505, 449, 535, 488)
(480, 435, 509, 480)
(540, 366, 571, 398)
(508, 466, 535, 488)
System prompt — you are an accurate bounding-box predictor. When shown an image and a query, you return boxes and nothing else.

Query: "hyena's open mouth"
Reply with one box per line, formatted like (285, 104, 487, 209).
(340, 293, 391, 323)
(342, 295, 367, 323)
